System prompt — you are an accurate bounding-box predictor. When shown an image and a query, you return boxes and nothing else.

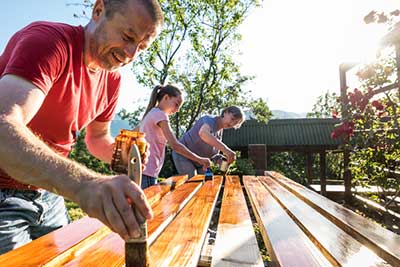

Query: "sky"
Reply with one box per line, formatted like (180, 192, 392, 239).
(1, 0, 399, 114)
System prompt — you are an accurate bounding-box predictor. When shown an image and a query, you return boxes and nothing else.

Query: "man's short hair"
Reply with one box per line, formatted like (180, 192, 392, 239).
(103, 0, 164, 26)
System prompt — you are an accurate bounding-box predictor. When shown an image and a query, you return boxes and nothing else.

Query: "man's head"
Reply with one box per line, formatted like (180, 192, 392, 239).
(85, 0, 163, 72)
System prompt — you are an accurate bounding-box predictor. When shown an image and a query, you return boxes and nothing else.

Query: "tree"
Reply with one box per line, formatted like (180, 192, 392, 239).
(307, 91, 340, 118)
(68, 129, 113, 175)
(132, 0, 261, 136)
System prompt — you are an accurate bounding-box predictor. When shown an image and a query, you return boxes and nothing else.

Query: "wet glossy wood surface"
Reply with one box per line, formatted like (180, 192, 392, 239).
(149, 176, 223, 267)
(244, 176, 333, 267)
(188, 174, 206, 183)
(0, 217, 105, 267)
(48, 180, 202, 266)
(146, 174, 188, 206)
(0, 174, 190, 267)
(261, 175, 391, 267)
(212, 176, 263, 267)
(266, 171, 400, 266)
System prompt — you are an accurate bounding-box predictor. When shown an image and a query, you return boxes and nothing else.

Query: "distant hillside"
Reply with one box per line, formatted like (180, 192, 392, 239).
(271, 110, 307, 119)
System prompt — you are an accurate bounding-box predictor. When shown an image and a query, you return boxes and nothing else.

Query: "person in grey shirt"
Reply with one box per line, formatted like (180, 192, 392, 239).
(172, 106, 245, 177)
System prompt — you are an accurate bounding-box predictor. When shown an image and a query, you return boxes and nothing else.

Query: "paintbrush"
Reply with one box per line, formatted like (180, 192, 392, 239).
(126, 144, 149, 267)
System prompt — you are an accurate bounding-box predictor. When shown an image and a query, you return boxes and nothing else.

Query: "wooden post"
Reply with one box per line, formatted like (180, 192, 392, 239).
(319, 151, 327, 196)
(305, 152, 313, 185)
(395, 43, 400, 98)
(248, 144, 266, 176)
(340, 64, 354, 204)
(343, 149, 352, 203)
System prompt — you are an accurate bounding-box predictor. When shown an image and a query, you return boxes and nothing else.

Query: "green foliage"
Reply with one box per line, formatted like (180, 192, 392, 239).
(68, 129, 114, 175)
(118, 106, 145, 128)
(332, 22, 400, 205)
(307, 91, 340, 118)
(267, 152, 307, 184)
(133, 0, 262, 134)
(347, 53, 400, 202)
(248, 98, 272, 124)
(65, 200, 86, 221)
(211, 151, 255, 176)
(158, 147, 176, 179)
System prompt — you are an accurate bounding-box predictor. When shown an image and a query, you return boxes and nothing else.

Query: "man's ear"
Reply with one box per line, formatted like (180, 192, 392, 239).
(92, 0, 105, 21)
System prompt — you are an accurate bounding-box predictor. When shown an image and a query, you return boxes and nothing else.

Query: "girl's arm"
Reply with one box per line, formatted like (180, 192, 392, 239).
(198, 124, 236, 164)
(158, 120, 211, 168)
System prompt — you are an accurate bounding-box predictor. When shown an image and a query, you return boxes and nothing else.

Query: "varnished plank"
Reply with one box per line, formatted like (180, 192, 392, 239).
(58, 181, 203, 266)
(188, 174, 206, 183)
(149, 176, 223, 267)
(146, 174, 188, 206)
(266, 171, 400, 266)
(63, 233, 125, 267)
(243, 176, 333, 267)
(212, 176, 263, 267)
(147, 182, 202, 244)
(260, 175, 391, 267)
(0, 217, 104, 267)
(0, 175, 188, 266)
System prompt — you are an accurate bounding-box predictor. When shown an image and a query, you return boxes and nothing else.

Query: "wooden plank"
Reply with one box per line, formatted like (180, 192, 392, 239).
(267, 171, 400, 266)
(260, 175, 391, 267)
(211, 176, 263, 267)
(0, 175, 188, 266)
(243, 176, 333, 267)
(0, 217, 105, 267)
(146, 174, 188, 206)
(188, 174, 206, 183)
(147, 182, 203, 244)
(149, 176, 223, 267)
(59, 181, 203, 266)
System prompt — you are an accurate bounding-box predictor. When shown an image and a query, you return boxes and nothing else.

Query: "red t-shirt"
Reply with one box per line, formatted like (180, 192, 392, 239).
(0, 21, 121, 189)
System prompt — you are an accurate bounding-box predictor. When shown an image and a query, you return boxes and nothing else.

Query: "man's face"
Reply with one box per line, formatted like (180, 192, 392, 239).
(89, 0, 160, 71)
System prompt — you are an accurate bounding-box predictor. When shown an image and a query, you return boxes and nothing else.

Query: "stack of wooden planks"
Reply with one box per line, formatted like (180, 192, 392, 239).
(1, 172, 399, 267)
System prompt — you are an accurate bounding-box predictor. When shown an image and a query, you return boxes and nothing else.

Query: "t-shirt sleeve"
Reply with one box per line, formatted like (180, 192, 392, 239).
(202, 116, 217, 132)
(2, 25, 67, 95)
(95, 73, 121, 122)
(153, 109, 169, 125)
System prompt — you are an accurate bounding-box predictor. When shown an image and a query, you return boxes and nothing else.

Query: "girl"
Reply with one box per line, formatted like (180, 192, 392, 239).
(172, 106, 244, 177)
(139, 85, 211, 188)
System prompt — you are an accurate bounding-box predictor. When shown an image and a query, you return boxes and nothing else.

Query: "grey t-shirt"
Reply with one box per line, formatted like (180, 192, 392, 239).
(180, 115, 222, 159)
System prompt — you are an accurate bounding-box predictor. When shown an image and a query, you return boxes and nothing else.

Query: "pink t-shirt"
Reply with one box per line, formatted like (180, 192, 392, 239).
(140, 108, 169, 177)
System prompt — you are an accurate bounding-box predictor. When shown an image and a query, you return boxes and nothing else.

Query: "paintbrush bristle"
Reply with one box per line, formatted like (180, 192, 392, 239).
(125, 240, 149, 267)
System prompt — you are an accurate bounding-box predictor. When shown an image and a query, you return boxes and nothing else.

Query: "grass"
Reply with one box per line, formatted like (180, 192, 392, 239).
(65, 199, 86, 221)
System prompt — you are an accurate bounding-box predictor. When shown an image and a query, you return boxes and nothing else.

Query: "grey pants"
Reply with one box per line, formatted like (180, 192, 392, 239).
(172, 151, 206, 178)
(0, 189, 70, 255)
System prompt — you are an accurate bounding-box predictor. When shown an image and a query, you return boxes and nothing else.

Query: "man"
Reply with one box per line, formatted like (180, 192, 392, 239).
(0, 0, 163, 254)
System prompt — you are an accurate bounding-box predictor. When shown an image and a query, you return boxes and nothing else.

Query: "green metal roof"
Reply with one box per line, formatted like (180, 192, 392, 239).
(222, 118, 342, 148)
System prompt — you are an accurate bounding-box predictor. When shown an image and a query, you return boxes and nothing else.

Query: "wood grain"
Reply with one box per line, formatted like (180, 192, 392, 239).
(212, 175, 263, 267)
(0, 217, 105, 267)
(260, 175, 391, 267)
(0, 175, 189, 266)
(188, 174, 206, 183)
(146, 174, 188, 206)
(149, 176, 223, 267)
(56, 181, 203, 266)
(266, 171, 400, 266)
(244, 176, 333, 267)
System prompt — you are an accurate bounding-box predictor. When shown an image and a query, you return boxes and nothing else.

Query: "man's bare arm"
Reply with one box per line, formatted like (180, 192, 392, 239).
(0, 74, 152, 240)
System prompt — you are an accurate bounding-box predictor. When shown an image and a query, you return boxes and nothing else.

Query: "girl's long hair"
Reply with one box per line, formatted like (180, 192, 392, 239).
(142, 84, 182, 119)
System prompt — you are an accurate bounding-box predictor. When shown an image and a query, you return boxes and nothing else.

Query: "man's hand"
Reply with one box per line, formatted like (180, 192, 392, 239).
(75, 175, 153, 240)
